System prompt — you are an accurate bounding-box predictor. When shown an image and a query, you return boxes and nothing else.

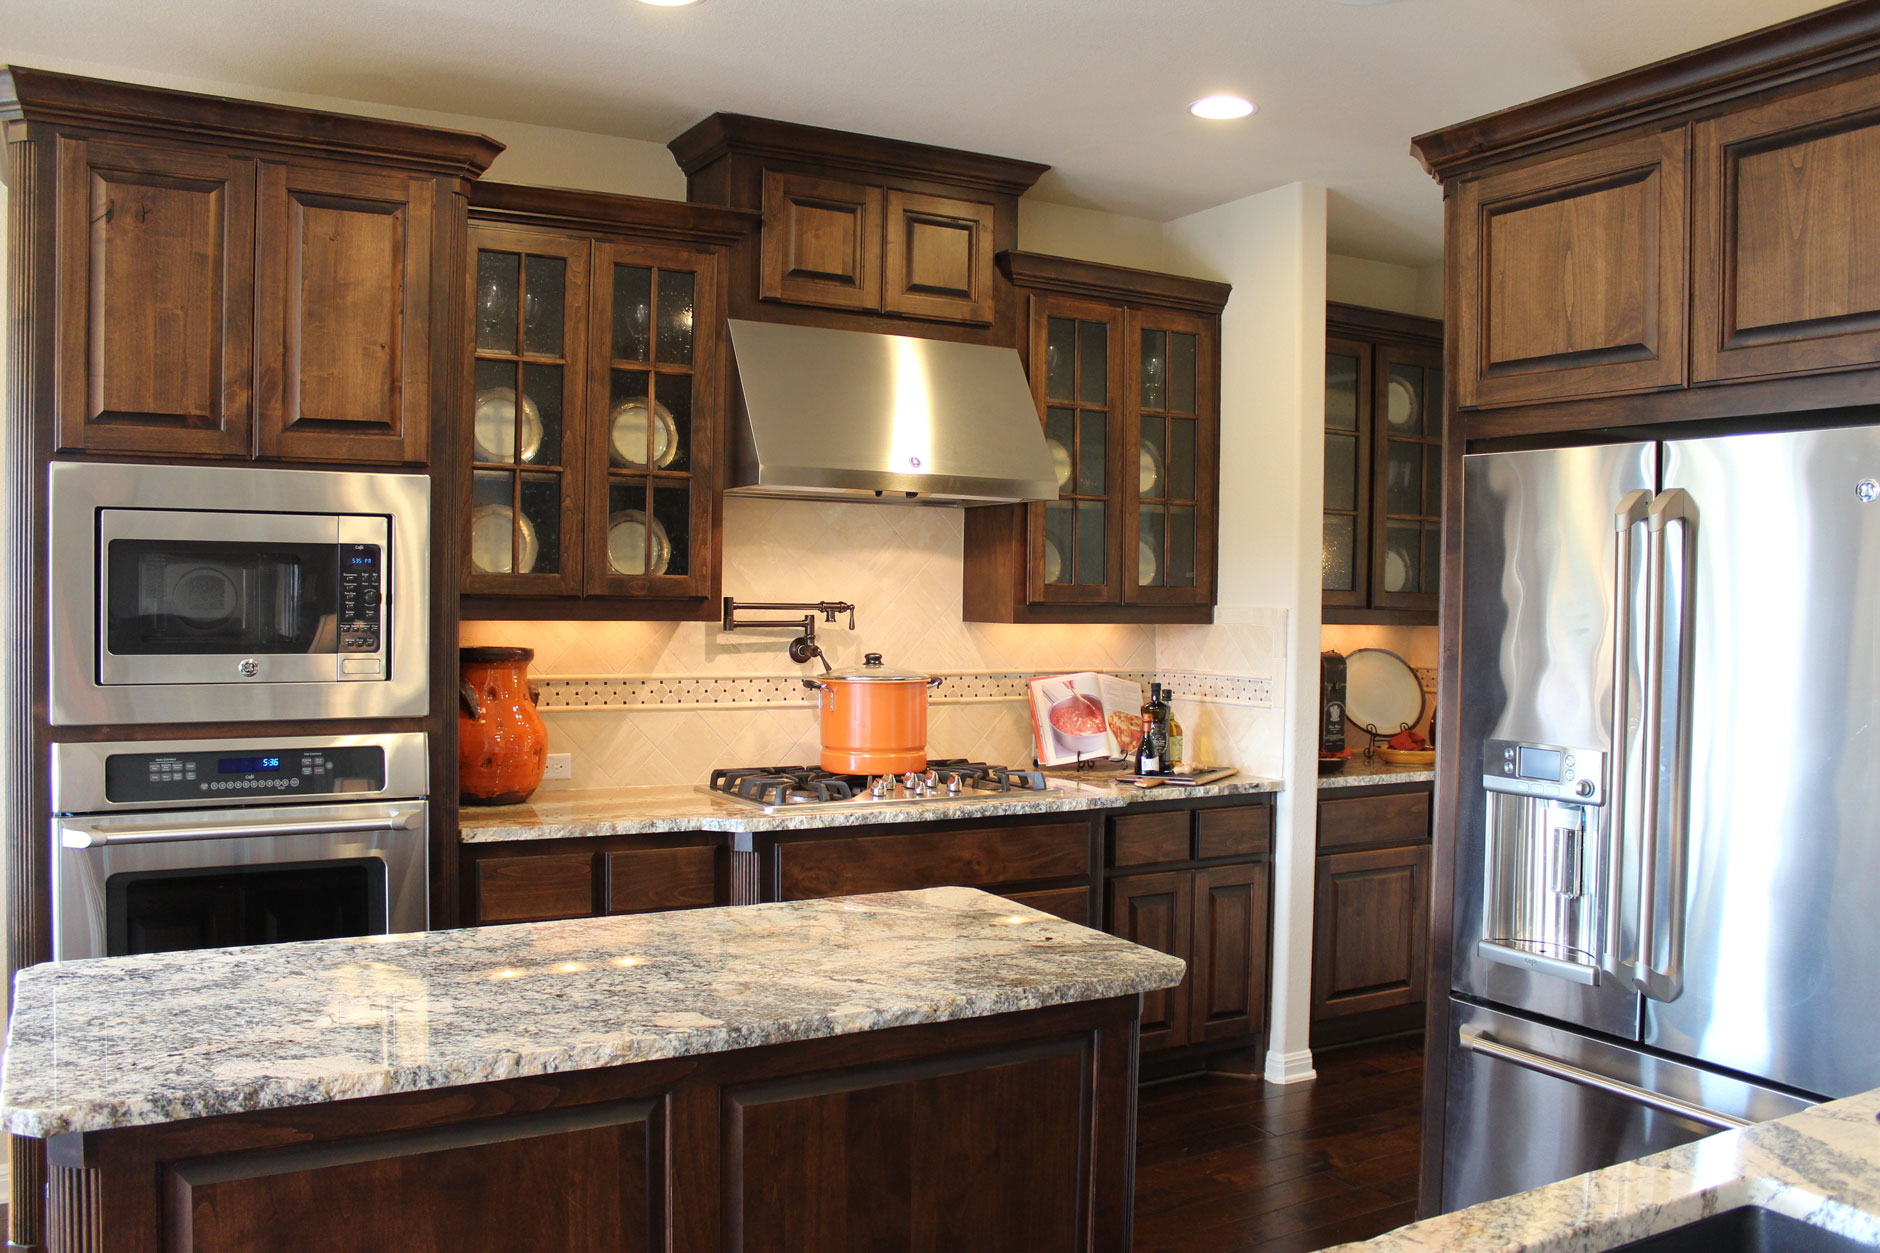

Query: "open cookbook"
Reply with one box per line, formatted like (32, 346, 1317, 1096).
(1026, 672, 1145, 766)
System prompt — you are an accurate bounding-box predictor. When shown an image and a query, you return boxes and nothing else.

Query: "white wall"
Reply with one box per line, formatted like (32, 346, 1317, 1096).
(1017, 200, 1181, 274)
(1163, 183, 1328, 1084)
(1328, 252, 1443, 320)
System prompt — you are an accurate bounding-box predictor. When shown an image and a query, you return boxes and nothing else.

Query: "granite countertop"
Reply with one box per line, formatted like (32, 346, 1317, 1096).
(0, 887, 1185, 1139)
(459, 773, 1284, 843)
(1326, 1090, 1880, 1252)
(1317, 758, 1436, 789)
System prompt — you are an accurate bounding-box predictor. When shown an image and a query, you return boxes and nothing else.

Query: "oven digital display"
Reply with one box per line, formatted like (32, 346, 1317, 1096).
(1517, 746, 1563, 782)
(219, 756, 282, 773)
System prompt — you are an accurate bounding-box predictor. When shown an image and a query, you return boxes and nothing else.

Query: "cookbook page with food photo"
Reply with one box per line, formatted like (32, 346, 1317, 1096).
(1027, 673, 1145, 766)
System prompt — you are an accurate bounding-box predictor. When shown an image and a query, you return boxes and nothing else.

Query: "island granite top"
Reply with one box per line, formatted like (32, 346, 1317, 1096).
(1325, 1087, 1880, 1252)
(0, 887, 1185, 1139)
(458, 773, 1283, 843)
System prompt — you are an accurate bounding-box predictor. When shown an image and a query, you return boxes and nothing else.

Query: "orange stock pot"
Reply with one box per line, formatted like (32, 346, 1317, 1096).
(804, 653, 943, 775)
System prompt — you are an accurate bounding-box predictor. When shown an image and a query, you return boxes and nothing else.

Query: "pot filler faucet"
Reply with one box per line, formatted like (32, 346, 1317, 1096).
(721, 598, 856, 672)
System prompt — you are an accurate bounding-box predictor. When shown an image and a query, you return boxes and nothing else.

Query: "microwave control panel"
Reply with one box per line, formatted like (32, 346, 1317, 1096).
(104, 745, 388, 804)
(338, 544, 383, 658)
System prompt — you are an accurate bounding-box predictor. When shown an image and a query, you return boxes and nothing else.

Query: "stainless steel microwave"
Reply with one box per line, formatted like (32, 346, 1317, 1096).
(49, 462, 429, 726)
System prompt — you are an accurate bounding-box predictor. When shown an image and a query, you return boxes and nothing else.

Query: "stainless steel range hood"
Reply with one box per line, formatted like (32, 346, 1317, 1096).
(725, 319, 1058, 505)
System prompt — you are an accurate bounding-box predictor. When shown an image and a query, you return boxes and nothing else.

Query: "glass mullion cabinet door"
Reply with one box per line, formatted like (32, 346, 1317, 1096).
(1369, 343, 1444, 612)
(586, 239, 720, 599)
(466, 227, 589, 596)
(1027, 295, 1123, 604)
(1322, 336, 1374, 608)
(1126, 307, 1216, 606)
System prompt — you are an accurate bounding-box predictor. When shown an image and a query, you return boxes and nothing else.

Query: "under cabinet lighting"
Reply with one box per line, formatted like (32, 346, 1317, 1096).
(1190, 95, 1257, 121)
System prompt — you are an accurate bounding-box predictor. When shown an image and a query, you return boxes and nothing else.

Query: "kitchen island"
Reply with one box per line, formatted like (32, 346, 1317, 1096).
(2, 887, 1183, 1251)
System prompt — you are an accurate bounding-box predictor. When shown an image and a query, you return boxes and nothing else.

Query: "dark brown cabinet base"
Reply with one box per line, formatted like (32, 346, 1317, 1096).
(42, 997, 1142, 1252)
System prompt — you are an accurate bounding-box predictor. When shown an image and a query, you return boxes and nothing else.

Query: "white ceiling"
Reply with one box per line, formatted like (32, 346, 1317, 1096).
(0, 0, 1830, 265)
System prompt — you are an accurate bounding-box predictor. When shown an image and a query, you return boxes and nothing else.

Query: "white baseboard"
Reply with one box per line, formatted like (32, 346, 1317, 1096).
(1264, 1047, 1318, 1085)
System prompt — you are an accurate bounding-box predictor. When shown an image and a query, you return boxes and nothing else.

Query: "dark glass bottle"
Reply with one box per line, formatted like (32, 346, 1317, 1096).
(1136, 682, 1170, 775)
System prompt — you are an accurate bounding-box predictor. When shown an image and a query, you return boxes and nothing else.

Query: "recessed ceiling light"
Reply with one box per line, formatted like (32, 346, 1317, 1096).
(1190, 95, 1257, 121)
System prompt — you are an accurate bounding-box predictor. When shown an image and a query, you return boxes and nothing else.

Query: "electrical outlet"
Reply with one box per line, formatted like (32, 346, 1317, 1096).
(542, 753, 572, 781)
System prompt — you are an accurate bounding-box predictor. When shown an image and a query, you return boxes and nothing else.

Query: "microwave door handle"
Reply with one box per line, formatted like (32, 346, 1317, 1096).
(1631, 490, 1695, 1001)
(61, 809, 420, 849)
(1457, 1026, 1749, 1131)
(1604, 491, 1652, 983)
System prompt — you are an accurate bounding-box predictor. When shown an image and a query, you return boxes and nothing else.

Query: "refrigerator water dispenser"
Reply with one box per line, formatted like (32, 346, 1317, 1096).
(1479, 739, 1608, 985)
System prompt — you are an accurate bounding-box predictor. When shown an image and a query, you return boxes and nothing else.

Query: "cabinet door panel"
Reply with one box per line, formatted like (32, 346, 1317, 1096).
(474, 853, 596, 924)
(55, 138, 255, 457)
(777, 823, 1090, 899)
(1368, 344, 1443, 613)
(256, 163, 432, 462)
(882, 189, 995, 324)
(1002, 886, 1091, 926)
(1189, 862, 1268, 1044)
(605, 845, 721, 914)
(1318, 789, 1430, 853)
(1455, 127, 1688, 408)
(1106, 871, 1192, 1051)
(1311, 845, 1429, 1022)
(1125, 307, 1217, 607)
(1694, 74, 1880, 381)
(1321, 336, 1373, 608)
(760, 171, 882, 312)
(1026, 296, 1124, 605)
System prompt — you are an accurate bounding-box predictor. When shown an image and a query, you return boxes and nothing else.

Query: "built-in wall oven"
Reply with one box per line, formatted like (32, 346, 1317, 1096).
(51, 733, 428, 961)
(48, 461, 429, 725)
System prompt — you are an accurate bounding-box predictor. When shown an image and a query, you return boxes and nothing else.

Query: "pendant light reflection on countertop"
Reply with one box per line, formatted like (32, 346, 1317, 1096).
(1190, 94, 1257, 121)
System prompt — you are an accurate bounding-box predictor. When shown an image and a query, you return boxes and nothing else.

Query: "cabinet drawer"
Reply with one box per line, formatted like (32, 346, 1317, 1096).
(474, 853, 594, 924)
(1111, 811, 1191, 868)
(1318, 790, 1430, 852)
(778, 822, 1091, 900)
(1196, 806, 1270, 860)
(1002, 886, 1091, 927)
(605, 845, 720, 915)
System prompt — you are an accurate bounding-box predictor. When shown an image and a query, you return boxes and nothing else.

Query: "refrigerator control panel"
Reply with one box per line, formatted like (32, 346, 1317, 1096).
(1482, 740, 1604, 805)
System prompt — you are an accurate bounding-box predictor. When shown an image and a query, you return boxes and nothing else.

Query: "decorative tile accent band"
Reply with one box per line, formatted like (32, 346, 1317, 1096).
(531, 669, 1274, 713)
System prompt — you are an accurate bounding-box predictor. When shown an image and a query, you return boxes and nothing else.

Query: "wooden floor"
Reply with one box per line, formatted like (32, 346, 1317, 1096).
(1132, 1035, 1424, 1253)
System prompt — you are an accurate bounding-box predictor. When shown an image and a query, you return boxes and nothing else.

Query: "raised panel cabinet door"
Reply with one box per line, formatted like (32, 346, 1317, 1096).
(759, 170, 883, 312)
(1694, 74, 1880, 381)
(1125, 306, 1218, 606)
(1026, 294, 1125, 606)
(54, 137, 256, 457)
(1311, 845, 1430, 1022)
(1188, 861, 1270, 1045)
(1106, 870, 1193, 1051)
(473, 852, 597, 924)
(881, 189, 996, 324)
(466, 225, 590, 597)
(255, 162, 433, 463)
(1454, 126, 1689, 409)
(586, 238, 723, 601)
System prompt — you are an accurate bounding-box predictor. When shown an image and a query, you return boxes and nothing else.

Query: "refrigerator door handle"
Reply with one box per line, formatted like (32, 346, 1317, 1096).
(1457, 1025, 1749, 1131)
(1603, 490, 1653, 985)
(1630, 489, 1695, 1002)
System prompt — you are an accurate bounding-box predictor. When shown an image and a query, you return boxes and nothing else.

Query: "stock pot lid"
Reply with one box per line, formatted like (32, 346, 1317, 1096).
(823, 652, 933, 682)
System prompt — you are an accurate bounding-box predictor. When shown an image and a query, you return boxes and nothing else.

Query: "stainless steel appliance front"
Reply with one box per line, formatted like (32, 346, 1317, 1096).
(51, 733, 429, 961)
(49, 461, 429, 725)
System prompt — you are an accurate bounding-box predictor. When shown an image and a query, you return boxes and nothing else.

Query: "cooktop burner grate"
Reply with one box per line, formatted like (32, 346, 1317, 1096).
(705, 760, 1055, 810)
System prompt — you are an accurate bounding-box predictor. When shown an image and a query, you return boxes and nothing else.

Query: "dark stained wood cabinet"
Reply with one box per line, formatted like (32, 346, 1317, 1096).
(1311, 782, 1432, 1047)
(460, 183, 757, 619)
(965, 253, 1230, 624)
(775, 821, 1093, 901)
(1450, 126, 1689, 410)
(1189, 861, 1270, 1045)
(1322, 304, 1444, 624)
(1108, 870, 1194, 1052)
(462, 833, 733, 925)
(1692, 71, 1880, 383)
(11, 67, 499, 466)
(760, 169, 882, 312)
(882, 188, 998, 324)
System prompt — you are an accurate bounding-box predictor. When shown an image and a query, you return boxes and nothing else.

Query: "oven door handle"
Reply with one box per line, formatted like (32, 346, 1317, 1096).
(60, 809, 421, 849)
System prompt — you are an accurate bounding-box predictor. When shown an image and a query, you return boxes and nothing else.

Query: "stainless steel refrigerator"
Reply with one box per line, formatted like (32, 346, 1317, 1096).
(1443, 425, 1880, 1211)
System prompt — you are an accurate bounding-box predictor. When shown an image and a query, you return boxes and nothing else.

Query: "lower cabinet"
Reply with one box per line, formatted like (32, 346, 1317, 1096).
(1104, 800, 1273, 1056)
(464, 837, 728, 925)
(1310, 783, 1432, 1046)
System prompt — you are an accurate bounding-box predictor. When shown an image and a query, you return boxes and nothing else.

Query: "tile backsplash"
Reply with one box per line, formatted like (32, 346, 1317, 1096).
(462, 497, 1287, 788)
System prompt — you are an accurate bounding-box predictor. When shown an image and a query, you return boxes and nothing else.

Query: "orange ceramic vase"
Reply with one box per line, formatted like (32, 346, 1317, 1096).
(459, 647, 548, 805)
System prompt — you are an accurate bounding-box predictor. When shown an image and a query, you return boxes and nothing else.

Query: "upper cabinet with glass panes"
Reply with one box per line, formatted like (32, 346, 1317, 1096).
(462, 183, 757, 619)
(1321, 303, 1444, 623)
(964, 253, 1230, 624)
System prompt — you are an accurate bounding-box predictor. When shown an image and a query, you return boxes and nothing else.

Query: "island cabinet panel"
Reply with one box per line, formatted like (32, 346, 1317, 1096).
(725, 1045, 1085, 1251)
(759, 170, 882, 312)
(53, 137, 256, 458)
(1693, 73, 1880, 382)
(775, 821, 1092, 900)
(165, 1099, 662, 1253)
(1453, 126, 1688, 408)
(255, 162, 433, 463)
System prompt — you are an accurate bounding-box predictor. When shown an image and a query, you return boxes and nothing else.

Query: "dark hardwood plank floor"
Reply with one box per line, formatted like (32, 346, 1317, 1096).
(1133, 1035, 1423, 1253)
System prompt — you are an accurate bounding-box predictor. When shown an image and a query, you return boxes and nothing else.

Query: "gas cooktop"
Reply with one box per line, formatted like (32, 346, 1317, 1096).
(703, 760, 1082, 813)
